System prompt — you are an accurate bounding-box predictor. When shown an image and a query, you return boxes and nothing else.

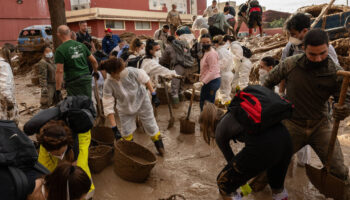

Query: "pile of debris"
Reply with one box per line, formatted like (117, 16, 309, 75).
(119, 32, 152, 44)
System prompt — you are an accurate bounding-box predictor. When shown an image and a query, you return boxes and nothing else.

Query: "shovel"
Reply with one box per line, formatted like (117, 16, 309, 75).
(305, 70, 350, 200)
(161, 76, 175, 129)
(91, 78, 114, 146)
(180, 86, 196, 134)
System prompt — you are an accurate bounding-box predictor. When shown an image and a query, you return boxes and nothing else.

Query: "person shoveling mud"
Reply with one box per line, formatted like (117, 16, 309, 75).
(263, 29, 350, 199)
(199, 85, 294, 200)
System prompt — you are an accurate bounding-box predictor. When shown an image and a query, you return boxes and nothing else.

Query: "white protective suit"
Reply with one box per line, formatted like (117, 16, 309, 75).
(0, 57, 18, 123)
(192, 16, 209, 30)
(102, 67, 159, 137)
(140, 57, 176, 88)
(230, 42, 252, 91)
(216, 45, 234, 104)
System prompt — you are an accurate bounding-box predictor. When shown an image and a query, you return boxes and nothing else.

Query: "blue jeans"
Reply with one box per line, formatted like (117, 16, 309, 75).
(200, 78, 221, 111)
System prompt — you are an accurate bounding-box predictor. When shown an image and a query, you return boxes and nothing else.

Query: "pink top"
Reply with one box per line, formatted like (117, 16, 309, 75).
(200, 48, 221, 84)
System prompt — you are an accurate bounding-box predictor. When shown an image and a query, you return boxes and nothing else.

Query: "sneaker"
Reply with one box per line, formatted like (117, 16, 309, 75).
(272, 189, 288, 200)
(154, 138, 165, 156)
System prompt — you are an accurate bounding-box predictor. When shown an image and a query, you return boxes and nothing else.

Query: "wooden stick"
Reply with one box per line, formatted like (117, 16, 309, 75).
(311, 0, 336, 29)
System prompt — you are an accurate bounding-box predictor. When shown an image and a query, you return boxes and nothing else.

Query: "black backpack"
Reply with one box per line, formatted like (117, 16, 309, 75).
(0, 120, 50, 200)
(228, 85, 293, 133)
(120, 47, 131, 61)
(242, 46, 252, 58)
(127, 56, 145, 68)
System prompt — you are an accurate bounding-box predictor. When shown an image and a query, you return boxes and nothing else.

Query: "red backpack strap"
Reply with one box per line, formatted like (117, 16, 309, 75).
(239, 92, 262, 123)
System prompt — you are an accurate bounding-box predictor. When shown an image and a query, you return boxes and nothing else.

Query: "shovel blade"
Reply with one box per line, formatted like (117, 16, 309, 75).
(167, 117, 175, 129)
(305, 164, 345, 200)
(180, 118, 195, 134)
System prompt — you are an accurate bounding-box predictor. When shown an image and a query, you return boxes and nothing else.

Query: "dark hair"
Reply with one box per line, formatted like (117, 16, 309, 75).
(286, 13, 311, 32)
(242, 46, 252, 58)
(212, 0, 217, 2)
(83, 41, 92, 51)
(224, 7, 230, 13)
(130, 38, 143, 53)
(167, 35, 175, 43)
(303, 28, 329, 48)
(200, 33, 211, 41)
(262, 56, 279, 67)
(225, 2, 229, 5)
(45, 162, 91, 200)
(163, 24, 170, 29)
(110, 50, 118, 57)
(223, 35, 236, 42)
(41, 45, 52, 53)
(79, 21, 87, 25)
(37, 120, 73, 152)
(145, 39, 159, 58)
(99, 57, 125, 74)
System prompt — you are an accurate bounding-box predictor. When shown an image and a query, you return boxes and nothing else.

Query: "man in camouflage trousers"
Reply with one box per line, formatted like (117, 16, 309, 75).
(38, 46, 56, 109)
(264, 29, 350, 199)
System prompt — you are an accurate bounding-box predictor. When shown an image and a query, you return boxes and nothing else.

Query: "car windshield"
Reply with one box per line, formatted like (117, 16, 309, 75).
(20, 29, 42, 37)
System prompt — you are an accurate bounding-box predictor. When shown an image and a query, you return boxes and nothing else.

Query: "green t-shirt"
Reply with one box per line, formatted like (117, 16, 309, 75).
(55, 40, 91, 81)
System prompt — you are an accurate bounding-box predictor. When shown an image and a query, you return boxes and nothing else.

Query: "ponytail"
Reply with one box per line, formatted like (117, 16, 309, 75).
(45, 162, 91, 200)
(145, 39, 158, 58)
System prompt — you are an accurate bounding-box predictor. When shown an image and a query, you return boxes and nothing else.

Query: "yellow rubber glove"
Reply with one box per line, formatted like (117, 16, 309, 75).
(240, 183, 252, 196)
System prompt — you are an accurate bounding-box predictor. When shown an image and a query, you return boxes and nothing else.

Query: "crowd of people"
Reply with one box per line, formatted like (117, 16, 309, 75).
(0, 0, 350, 199)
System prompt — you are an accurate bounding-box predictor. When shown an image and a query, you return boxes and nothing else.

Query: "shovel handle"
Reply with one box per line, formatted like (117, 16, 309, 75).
(161, 76, 174, 118)
(325, 71, 350, 171)
(94, 78, 103, 117)
(186, 86, 196, 120)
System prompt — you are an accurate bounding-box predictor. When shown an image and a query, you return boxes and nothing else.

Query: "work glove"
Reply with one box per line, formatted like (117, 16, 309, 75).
(333, 103, 350, 121)
(193, 82, 204, 90)
(112, 126, 122, 141)
(92, 71, 100, 80)
(52, 90, 63, 105)
(152, 92, 161, 108)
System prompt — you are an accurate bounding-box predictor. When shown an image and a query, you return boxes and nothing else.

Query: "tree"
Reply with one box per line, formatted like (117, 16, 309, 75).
(47, 0, 67, 50)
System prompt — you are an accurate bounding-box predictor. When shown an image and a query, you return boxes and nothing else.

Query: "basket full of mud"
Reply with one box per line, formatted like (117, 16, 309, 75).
(91, 126, 115, 146)
(89, 145, 114, 174)
(113, 140, 157, 182)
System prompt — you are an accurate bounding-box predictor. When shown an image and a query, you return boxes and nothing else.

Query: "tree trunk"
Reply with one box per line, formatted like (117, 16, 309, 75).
(47, 0, 67, 50)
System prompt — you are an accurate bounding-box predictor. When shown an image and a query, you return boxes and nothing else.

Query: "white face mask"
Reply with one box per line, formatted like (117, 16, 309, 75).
(259, 68, 268, 84)
(139, 49, 145, 56)
(119, 68, 129, 79)
(45, 52, 53, 59)
(289, 37, 302, 46)
(155, 50, 162, 58)
(51, 150, 66, 160)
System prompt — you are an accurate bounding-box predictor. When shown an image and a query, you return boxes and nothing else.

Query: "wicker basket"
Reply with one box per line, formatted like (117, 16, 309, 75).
(113, 140, 157, 182)
(88, 145, 114, 174)
(91, 126, 115, 146)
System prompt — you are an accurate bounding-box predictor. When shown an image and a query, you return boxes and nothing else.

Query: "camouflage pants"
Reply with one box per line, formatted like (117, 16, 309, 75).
(40, 83, 55, 109)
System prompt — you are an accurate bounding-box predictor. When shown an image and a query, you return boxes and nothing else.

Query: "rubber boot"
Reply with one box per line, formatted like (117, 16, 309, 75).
(151, 132, 165, 156)
(249, 28, 253, 37)
(259, 26, 263, 37)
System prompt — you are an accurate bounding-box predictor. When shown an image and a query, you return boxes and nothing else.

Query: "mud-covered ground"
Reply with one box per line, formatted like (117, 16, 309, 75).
(15, 72, 350, 200)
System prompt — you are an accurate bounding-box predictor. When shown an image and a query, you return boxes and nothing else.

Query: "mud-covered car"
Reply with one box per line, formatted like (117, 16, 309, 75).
(18, 25, 52, 52)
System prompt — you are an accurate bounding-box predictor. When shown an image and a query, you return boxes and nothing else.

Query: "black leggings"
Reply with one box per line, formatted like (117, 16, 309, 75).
(215, 112, 292, 196)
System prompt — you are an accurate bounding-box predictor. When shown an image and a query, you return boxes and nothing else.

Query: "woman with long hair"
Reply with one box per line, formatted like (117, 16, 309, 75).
(258, 56, 279, 85)
(195, 34, 221, 111)
(0, 44, 18, 123)
(100, 57, 165, 156)
(199, 102, 292, 200)
(36, 120, 94, 198)
(43, 162, 91, 200)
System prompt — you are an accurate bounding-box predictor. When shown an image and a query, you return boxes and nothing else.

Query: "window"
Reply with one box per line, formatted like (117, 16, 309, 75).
(135, 22, 151, 30)
(20, 30, 41, 37)
(45, 28, 52, 36)
(105, 20, 125, 30)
